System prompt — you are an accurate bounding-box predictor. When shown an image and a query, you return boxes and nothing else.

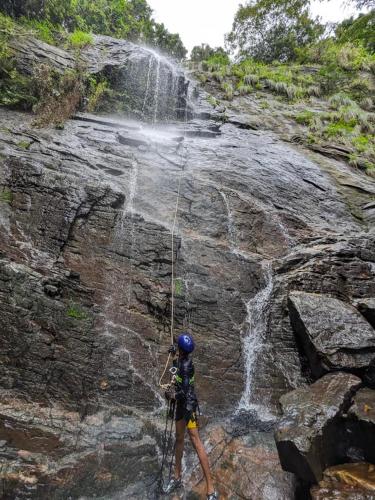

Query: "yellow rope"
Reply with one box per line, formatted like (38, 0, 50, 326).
(158, 164, 184, 389)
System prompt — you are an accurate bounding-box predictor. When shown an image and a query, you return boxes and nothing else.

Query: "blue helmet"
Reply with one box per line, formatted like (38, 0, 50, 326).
(177, 333, 195, 354)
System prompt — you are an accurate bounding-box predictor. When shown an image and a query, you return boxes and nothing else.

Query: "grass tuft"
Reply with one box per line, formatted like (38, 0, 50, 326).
(68, 30, 93, 49)
(0, 188, 13, 204)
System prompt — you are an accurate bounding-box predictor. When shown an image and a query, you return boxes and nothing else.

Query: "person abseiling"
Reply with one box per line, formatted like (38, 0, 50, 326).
(164, 333, 218, 499)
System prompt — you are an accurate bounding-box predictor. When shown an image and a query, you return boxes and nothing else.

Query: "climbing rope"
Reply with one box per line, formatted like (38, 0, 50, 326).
(157, 399, 176, 493)
(156, 138, 187, 493)
(158, 146, 185, 390)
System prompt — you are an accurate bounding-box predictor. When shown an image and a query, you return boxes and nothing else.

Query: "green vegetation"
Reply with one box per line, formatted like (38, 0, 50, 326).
(32, 66, 85, 126)
(191, 44, 230, 65)
(226, 0, 324, 63)
(0, 1, 188, 124)
(0, 12, 88, 123)
(194, 1, 375, 174)
(174, 278, 183, 297)
(0, 0, 187, 59)
(17, 140, 31, 149)
(336, 12, 375, 53)
(68, 29, 93, 48)
(0, 13, 38, 109)
(67, 303, 87, 320)
(206, 95, 219, 108)
(0, 188, 13, 204)
(87, 76, 108, 112)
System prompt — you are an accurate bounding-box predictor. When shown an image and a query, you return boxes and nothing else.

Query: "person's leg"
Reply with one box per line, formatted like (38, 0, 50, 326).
(188, 427, 215, 495)
(175, 418, 186, 479)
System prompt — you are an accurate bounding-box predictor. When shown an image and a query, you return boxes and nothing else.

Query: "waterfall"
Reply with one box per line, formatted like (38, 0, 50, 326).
(153, 57, 161, 123)
(219, 189, 237, 251)
(239, 262, 274, 411)
(141, 55, 153, 117)
(122, 46, 191, 122)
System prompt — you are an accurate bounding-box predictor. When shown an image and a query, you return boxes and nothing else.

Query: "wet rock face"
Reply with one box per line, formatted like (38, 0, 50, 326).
(9, 34, 191, 122)
(288, 291, 375, 379)
(1, 35, 375, 496)
(0, 392, 158, 500)
(83, 36, 190, 121)
(274, 372, 361, 483)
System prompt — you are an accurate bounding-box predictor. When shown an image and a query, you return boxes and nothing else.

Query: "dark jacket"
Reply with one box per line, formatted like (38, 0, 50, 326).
(173, 355, 198, 420)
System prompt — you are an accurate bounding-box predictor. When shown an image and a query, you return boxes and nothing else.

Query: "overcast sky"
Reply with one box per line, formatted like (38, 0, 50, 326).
(147, 0, 363, 54)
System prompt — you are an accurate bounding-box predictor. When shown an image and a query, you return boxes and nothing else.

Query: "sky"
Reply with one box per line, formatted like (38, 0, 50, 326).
(147, 0, 363, 54)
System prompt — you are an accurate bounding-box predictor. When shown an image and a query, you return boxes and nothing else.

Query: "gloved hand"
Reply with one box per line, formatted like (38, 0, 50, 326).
(168, 344, 177, 355)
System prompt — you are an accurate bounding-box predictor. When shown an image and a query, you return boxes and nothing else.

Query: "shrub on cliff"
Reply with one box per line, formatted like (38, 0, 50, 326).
(0, 13, 37, 108)
(0, 0, 187, 59)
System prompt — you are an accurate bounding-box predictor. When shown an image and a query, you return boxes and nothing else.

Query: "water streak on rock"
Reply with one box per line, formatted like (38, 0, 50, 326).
(239, 262, 274, 412)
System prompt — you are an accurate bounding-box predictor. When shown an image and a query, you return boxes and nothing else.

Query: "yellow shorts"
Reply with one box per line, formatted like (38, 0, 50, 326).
(175, 403, 198, 429)
(186, 412, 198, 429)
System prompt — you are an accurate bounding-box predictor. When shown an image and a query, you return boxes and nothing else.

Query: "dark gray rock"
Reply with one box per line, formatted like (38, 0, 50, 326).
(288, 291, 375, 379)
(355, 298, 375, 329)
(345, 388, 375, 464)
(275, 372, 361, 483)
(9, 36, 76, 74)
(1, 34, 375, 496)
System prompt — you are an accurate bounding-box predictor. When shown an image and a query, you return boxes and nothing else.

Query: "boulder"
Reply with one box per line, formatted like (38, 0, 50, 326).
(275, 372, 361, 483)
(355, 298, 375, 329)
(288, 291, 375, 378)
(345, 388, 375, 464)
(186, 425, 296, 500)
(311, 463, 375, 500)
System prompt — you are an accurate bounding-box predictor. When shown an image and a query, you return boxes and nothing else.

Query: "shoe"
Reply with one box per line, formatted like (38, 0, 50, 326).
(207, 492, 219, 500)
(163, 477, 182, 494)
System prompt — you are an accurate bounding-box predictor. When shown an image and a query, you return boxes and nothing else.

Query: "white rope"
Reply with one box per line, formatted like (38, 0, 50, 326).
(158, 167, 184, 389)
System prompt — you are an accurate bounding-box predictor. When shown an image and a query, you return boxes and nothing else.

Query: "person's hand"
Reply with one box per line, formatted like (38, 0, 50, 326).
(168, 344, 177, 355)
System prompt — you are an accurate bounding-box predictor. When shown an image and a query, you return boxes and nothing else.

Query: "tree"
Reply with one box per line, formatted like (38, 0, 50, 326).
(151, 22, 187, 60)
(226, 0, 324, 62)
(335, 11, 375, 52)
(191, 44, 214, 62)
(190, 44, 229, 63)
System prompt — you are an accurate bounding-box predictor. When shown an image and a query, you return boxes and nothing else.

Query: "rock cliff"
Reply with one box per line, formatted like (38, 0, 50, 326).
(0, 35, 374, 498)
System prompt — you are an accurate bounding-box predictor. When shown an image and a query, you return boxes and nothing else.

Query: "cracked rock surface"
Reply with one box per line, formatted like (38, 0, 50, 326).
(1, 36, 375, 498)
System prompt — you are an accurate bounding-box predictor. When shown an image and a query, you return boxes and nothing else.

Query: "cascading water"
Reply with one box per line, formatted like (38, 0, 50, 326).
(152, 57, 161, 123)
(238, 262, 274, 412)
(141, 55, 153, 117)
(219, 189, 237, 251)
(121, 46, 191, 123)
